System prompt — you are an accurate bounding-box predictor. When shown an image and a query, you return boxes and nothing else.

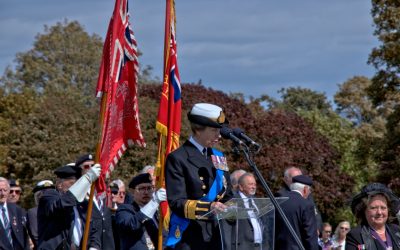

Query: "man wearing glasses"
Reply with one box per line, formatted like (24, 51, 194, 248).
(0, 177, 30, 250)
(75, 154, 116, 250)
(7, 179, 22, 204)
(115, 173, 166, 250)
(318, 223, 333, 250)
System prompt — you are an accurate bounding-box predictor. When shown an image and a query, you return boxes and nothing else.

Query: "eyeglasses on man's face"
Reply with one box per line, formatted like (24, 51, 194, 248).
(10, 189, 21, 195)
(135, 186, 155, 193)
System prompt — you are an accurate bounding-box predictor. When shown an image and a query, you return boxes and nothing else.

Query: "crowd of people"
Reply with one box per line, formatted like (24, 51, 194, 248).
(1, 102, 400, 250)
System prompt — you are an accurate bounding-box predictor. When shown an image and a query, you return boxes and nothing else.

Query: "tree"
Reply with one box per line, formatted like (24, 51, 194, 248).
(365, 1, 400, 192)
(367, 0, 400, 106)
(0, 20, 355, 220)
(264, 87, 332, 114)
(1, 20, 103, 95)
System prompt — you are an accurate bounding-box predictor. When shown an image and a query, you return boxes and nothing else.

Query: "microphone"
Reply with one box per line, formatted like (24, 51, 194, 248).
(220, 127, 246, 146)
(232, 128, 261, 149)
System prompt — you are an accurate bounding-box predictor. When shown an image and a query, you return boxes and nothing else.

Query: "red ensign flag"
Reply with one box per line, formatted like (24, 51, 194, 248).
(156, 0, 182, 188)
(96, 0, 145, 192)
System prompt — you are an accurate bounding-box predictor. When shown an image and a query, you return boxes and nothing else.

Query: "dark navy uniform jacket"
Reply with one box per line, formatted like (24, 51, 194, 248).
(37, 189, 100, 250)
(91, 204, 115, 250)
(0, 202, 29, 250)
(274, 191, 319, 250)
(115, 201, 158, 250)
(165, 140, 233, 250)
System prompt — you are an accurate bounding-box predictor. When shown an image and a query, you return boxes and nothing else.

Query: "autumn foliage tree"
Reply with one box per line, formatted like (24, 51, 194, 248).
(0, 20, 355, 221)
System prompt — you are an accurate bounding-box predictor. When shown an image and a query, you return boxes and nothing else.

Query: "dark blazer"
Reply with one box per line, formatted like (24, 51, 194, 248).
(276, 184, 323, 231)
(27, 206, 39, 249)
(165, 140, 233, 250)
(274, 191, 319, 250)
(115, 202, 159, 250)
(0, 202, 29, 250)
(91, 204, 115, 250)
(346, 223, 400, 250)
(37, 189, 99, 250)
(225, 193, 271, 250)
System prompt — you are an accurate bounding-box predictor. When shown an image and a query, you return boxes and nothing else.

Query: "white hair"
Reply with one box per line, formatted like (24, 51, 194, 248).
(0, 177, 10, 188)
(140, 165, 155, 174)
(230, 169, 247, 186)
(112, 179, 125, 189)
(289, 182, 307, 192)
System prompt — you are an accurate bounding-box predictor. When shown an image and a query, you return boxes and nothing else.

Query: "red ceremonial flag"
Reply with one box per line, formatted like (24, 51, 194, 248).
(96, 0, 145, 193)
(155, 0, 181, 225)
(155, 0, 181, 187)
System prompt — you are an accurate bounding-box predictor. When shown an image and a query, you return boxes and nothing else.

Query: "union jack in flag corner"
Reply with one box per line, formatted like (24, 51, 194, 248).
(96, 0, 146, 193)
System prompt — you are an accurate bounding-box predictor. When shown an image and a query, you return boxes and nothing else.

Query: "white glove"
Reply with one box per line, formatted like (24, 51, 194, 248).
(140, 188, 166, 218)
(154, 188, 167, 203)
(86, 164, 101, 183)
(69, 164, 101, 202)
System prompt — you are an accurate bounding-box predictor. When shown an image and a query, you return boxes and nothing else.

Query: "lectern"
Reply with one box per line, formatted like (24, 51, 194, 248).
(200, 197, 288, 250)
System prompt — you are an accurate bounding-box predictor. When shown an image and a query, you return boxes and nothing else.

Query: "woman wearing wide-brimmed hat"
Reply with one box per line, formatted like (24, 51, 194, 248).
(346, 183, 400, 250)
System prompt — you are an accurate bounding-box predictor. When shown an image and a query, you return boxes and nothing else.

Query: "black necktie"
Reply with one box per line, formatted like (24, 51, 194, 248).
(202, 148, 207, 159)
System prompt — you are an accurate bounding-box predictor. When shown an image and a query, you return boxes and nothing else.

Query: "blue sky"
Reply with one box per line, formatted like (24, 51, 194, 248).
(0, 0, 378, 101)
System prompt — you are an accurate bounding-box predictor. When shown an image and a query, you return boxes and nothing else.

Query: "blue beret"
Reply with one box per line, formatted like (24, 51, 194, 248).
(292, 175, 313, 186)
(129, 173, 152, 189)
(75, 154, 94, 168)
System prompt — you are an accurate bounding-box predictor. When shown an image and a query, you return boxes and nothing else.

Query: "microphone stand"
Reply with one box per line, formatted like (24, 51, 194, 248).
(234, 143, 305, 250)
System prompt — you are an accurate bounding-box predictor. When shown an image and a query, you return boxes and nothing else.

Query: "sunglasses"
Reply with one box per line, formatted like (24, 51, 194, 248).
(111, 190, 126, 196)
(340, 227, 350, 231)
(10, 190, 21, 195)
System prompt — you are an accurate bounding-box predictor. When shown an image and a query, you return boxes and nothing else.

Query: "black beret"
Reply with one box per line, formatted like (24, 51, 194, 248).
(292, 175, 313, 186)
(8, 179, 20, 187)
(75, 154, 94, 168)
(350, 183, 399, 214)
(33, 180, 55, 193)
(109, 182, 119, 194)
(187, 103, 228, 128)
(54, 163, 81, 179)
(129, 173, 152, 189)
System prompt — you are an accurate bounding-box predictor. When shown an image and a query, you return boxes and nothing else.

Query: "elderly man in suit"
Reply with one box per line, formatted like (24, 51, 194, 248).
(275, 175, 319, 250)
(165, 103, 234, 250)
(27, 180, 55, 250)
(229, 172, 268, 250)
(37, 163, 101, 250)
(0, 177, 30, 250)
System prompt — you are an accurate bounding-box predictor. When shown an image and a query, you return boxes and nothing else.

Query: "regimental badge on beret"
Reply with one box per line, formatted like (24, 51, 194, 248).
(9, 179, 20, 187)
(75, 154, 94, 167)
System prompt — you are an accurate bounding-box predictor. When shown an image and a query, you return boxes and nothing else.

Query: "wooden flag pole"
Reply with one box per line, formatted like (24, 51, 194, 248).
(81, 93, 108, 249)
